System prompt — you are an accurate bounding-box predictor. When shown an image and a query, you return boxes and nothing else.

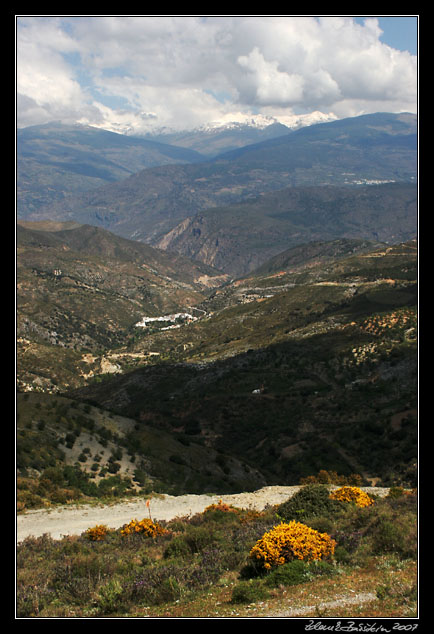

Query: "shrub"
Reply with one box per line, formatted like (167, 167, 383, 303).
(249, 521, 336, 570)
(277, 484, 345, 522)
(331, 495, 417, 562)
(17, 488, 44, 510)
(386, 486, 416, 499)
(230, 579, 269, 604)
(120, 518, 168, 538)
(163, 536, 192, 559)
(367, 509, 417, 560)
(182, 525, 219, 553)
(264, 559, 310, 587)
(50, 487, 80, 504)
(85, 524, 110, 541)
(300, 470, 363, 486)
(95, 578, 125, 614)
(203, 500, 239, 514)
(329, 486, 374, 508)
(265, 558, 336, 588)
(132, 564, 190, 605)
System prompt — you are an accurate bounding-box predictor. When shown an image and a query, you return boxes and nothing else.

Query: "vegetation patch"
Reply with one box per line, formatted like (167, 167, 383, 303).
(249, 520, 336, 570)
(16, 487, 417, 618)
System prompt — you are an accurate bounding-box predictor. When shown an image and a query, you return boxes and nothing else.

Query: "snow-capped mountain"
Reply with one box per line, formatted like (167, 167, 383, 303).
(194, 110, 338, 132)
(137, 111, 339, 156)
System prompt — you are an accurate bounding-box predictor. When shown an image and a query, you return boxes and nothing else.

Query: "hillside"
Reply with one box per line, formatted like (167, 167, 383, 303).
(16, 111, 418, 506)
(155, 182, 417, 276)
(17, 122, 205, 217)
(21, 113, 417, 243)
(17, 222, 228, 392)
(64, 239, 418, 489)
(17, 392, 265, 501)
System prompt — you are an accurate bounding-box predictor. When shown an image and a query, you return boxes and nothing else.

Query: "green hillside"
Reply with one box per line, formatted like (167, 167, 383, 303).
(17, 391, 265, 509)
(64, 239, 418, 489)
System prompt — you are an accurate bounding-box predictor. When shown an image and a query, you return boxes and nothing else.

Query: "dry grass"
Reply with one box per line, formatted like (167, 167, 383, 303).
(129, 557, 417, 619)
(16, 490, 418, 619)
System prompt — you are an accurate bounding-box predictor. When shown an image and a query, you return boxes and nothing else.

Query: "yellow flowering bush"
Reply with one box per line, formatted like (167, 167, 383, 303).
(203, 499, 239, 514)
(329, 486, 374, 508)
(249, 521, 336, 570)
(120, 517, 168, 538)
(85, 524, 110, 541)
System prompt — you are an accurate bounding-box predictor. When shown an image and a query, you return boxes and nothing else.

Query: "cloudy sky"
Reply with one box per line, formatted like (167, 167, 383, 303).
(16, 15, 418, 134)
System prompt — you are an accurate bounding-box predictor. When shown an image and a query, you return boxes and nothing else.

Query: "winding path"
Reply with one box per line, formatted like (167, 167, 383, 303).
(16, 485, 391, 543)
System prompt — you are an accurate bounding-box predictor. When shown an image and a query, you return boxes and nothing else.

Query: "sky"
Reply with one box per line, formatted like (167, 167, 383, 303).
(16, 15, 418, 135)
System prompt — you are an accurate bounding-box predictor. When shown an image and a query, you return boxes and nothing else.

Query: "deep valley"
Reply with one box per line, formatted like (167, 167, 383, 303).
(16, 111, 418, 504)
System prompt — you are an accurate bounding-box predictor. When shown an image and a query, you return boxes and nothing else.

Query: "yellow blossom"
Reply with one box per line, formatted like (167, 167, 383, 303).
(329, 486, 374, 507)
(85, 524, 110, 541)
(120, 517, 168, 538)
(249, 521, 336, 569)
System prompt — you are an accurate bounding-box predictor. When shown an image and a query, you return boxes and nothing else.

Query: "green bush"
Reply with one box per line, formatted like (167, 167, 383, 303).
(277, 484, 346, 523)
(332, 495, 417, 562)
(368, 513, 416, 559)
(163, 536, 193, 559)
(263, 558, 336, 588)
(264, 559, 310, 587)
(95, 578, 125, 614)
(182, 525, 219, 554)
(230, 579, 269, 604)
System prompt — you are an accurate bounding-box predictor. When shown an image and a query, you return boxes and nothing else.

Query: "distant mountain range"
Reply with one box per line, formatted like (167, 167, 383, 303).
(16, 110, 418, 495)
(17, 122, 206, 217)
(140, 111, 338, 156)
(17, 115, 310, 217)
(20, 113, 417, 259)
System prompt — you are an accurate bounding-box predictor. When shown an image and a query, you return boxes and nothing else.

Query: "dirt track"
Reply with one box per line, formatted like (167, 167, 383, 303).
(16, 485, 391, 543)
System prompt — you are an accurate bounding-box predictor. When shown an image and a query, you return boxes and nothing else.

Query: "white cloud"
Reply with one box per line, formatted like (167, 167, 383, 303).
(237, 47, 306, 105)
(16, 16, 417, 132)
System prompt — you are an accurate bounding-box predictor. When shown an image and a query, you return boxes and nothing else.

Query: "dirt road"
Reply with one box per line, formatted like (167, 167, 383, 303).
(16, 486, 390, 543)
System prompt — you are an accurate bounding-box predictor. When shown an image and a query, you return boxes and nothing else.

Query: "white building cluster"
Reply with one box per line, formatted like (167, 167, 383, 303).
(135, 312, 197, 330)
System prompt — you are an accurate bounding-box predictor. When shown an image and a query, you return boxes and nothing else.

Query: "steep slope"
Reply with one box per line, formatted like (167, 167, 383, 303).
(22, 113, 417, 243)
(17, 392, 266, 498)
(66, 239, 418, 488)
(17, 222, 228, 392)
(155, 183, 417, 276)
(17, 122, 205, 217)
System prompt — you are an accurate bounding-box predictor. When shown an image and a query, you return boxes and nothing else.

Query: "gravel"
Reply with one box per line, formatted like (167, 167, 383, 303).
(16, 485, 391, 543)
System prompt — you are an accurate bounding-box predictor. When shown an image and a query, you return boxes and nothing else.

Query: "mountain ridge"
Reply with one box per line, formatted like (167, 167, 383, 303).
(22, 112, 416, 245)
(16, 111, 418, 497)
(155, 182, 417, 276)
(17, 122, 206, 217)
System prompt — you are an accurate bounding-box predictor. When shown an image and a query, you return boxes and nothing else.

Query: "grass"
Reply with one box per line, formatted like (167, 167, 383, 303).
(141, 558, 417, 619)
(16, 486, 417, 618)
